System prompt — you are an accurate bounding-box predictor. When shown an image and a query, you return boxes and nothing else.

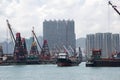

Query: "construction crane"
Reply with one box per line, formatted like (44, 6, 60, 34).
(14, 33, 27, 63)
(108, 1, 120, 15)
(40, 40, 51, 59)
(32, 28, 42, 50)
(32, 27, 51, 61)
(6, 20, 16, 43)
(30, 27, 39, 55)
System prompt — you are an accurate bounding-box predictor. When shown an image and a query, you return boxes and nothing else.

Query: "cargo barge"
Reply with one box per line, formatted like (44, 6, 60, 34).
(86, 49, 120, 67)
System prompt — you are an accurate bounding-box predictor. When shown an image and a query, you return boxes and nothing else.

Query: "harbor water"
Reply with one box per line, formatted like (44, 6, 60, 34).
(0, 62, 120, 80)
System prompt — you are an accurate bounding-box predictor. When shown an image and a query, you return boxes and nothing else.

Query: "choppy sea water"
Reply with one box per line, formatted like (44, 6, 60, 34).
(0, 62, 120, 80)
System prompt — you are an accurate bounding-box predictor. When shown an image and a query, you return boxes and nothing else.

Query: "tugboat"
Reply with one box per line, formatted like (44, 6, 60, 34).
(57, 46, 82, 67)
(57, 52, 71, 66)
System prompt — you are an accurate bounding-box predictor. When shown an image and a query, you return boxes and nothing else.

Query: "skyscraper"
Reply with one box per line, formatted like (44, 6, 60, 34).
(103, 33, 112, 58)
(43, 20, 57, 50)
(95, 33, 103, 49)
(86, 34, 95, 58)
(95, 33, 104, 57)
(86, 33, 120, 58)
(43, 20, 76, 51)
(112, 34, 120, 53)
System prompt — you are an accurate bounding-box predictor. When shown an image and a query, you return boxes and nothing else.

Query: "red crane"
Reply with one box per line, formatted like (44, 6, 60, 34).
(6, 20, 28, 63)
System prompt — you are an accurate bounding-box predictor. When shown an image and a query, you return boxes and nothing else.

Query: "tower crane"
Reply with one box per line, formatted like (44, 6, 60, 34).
(108, 1, 120, 15)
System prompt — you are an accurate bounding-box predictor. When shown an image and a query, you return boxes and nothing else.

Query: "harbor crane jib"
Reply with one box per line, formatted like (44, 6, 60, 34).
(108, 1, 120, 15)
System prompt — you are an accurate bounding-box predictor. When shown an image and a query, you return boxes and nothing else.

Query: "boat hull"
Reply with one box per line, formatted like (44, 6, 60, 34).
(86, 60, 120, 67)
(57, 58, 80, 67)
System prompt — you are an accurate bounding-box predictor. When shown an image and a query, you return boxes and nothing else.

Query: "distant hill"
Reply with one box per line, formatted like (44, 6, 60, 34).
(76, 38, 86, 49)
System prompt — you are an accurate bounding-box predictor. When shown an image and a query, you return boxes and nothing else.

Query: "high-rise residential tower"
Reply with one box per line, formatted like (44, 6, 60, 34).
(86, 34, 95, 58)
(86, 33, 120, 58)
(103, 33, 112, 58)
(112, 34, 120, 53)
(43, 20, 76, 51)
(95, 33, 104, 57)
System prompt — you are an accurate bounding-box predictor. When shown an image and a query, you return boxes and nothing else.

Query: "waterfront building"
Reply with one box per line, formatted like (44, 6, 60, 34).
(43, 20, 76, 51)
(86, 34, 95, 58)
(112, 34, 120, 53)
(95, 33, 104, 57)
(86, 33, 120, 58)
(103, 33, 112, 58)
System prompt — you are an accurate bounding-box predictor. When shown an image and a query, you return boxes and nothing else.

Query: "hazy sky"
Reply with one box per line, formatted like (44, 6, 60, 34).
(0, 0, 120, 42)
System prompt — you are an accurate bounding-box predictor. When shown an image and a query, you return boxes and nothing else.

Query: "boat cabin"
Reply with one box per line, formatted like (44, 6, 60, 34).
(91, 49, 101, 60)
(58, 53, 68, 59)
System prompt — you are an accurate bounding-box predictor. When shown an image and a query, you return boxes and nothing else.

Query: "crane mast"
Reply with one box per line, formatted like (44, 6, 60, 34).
(6, 19, 16, 43)
(108, 1, 120, 15)
(32, 29, 42, 50)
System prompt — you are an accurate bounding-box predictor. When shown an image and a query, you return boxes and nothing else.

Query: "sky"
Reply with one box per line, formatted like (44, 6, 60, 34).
(0, 0, 120, 42)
